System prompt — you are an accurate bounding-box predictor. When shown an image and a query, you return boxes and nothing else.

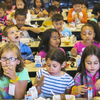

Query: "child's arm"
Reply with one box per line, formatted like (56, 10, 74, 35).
(42, 10, 48, 16)
(95, 79, 100, 90)
(81, 10, 87, 23)
(21, 26, 40, 34)
(71, 48, 77, 57)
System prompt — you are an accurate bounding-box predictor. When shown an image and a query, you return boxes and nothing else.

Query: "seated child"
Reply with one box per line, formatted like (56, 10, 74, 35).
(67, 0, 87, 23)
(81, 1, 88, 12)
(15, 9, 40, 39)
(34, 48, 74, 98)
(91, 4, 100, 23)
(3, 25, 34, 64)
(38, 29, 65, 58)
(42, 5, 58, 27)
(52, 0, 62, 14)
(0, 43, 30, 99)
(71, 21, 100, 57)
(4, 0, 15, 15)
(52, 14, 72, 37)
(72, 45, 100, 98)
(31, 0, 48, 17)
(0, 3, 7, 27)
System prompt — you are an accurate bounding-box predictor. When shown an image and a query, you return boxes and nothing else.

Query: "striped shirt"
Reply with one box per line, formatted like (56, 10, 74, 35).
(37, 69, 74, 98)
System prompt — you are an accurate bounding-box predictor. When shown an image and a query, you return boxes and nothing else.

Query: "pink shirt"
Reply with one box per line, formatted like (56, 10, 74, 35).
(74, 41, 100, 56)
(39, 47, 65, 58)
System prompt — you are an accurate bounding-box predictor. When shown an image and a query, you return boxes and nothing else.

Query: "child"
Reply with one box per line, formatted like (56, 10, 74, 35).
(71, 21, 100, 57)
(0, 3, 7, 26)
(67, 0, 87, 23)
(52, 14, 72, 37)
(15, 9, 40, 39)
(72, 45, 100, 98)
(38, 29, 65, 58)
(0, 43, 30, 99)
(3, 25, 34, 64)
(91, 4, 100, 23)
(34, 48, 74, 98)
(81, 1, 88, 12)
(4, 0, 15, 15)
(42, 5, 58, 27)
(52, 0, 62, 14)
(31, 0, 48, 17)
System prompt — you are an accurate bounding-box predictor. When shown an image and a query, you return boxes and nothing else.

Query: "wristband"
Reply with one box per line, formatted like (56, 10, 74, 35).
(71, 86, 78, 95)
(10, 77, 20, 83)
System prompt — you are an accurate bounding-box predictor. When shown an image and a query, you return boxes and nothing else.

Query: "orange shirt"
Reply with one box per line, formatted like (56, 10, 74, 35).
(67, 8, 87, 23)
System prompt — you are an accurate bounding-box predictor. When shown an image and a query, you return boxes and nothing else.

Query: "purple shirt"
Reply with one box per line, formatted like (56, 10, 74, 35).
(39, 47, 65, 58)
(74, 41, 100, 56)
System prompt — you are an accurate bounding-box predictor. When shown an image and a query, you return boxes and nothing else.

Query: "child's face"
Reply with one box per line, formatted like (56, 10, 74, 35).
(46, 58, 63, 76)
(52, 1, 60, 8)
(0, 8, 5, 18)
(15, 15, 26, 28)
(49, 31, 60, 49)
(49, 11, 58, 18)
(81, 26, 95, 44)
(1, 50, 20, 72)
(81, 4, 87, 12)
(52, 20, 64, 32)
(5, 0, 13, 9)
(35, 0, 42, 8)
(16, 0, 25, 9)
(85, 55, 100, 76)
(6, 26, 20, 43)
(73, 4, 82, 12)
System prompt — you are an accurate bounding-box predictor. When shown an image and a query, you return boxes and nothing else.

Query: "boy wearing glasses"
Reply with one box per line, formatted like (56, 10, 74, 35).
(2, 25, 34, 64)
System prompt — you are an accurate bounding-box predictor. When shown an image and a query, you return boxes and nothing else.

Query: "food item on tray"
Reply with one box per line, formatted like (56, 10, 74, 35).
(60, 94, 66, 100)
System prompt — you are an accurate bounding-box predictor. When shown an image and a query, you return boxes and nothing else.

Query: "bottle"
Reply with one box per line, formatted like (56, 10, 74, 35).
(88, 87, 93, 100)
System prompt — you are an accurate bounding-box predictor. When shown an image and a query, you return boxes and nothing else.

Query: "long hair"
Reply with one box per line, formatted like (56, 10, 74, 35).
(0, 43, 25, 79)
(77, 45, 100, 85)
(38, 29, 61, 53)
(34, 0, 45, 8)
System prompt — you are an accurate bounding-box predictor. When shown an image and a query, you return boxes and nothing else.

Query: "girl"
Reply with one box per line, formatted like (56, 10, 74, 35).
(38, 29, 65, 58)
(72, 45, 100, 98)
(7, 0, 31, 25)
(31, 0, 48, 17)
(34, 48, 74, 98)
(71, 21, 100, 57)
(0, 43, 30, 99)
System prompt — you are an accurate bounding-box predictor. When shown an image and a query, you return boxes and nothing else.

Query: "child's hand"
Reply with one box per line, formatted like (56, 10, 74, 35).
(6, 20, 14, 25)
(95, 79, 100, 90)
(24, 60, 32, 64)
(37, 75, 45, 91)
(79, 15, 83, 21)
(71, 48, 77, 57)
(73, 14, 78, 20)
(37, 12, 44, 17)
(20, 26, 29, 31)
(74, 85, 87, 95)
(3, 66, 17, 80)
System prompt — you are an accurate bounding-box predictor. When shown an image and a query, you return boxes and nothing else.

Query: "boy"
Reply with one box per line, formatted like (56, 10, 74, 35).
(52, 0, 62, 14)
(52, 14, 72, 37)
(3, 25, 34, 64)
(91, 4, 100, 23)
(15, 9, 40, 38)
(42, 5, 58, 27)
(67, 0, 87, 23)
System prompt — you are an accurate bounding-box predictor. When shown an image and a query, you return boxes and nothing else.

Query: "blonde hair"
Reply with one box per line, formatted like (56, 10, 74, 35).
(0, 43, 25, 78)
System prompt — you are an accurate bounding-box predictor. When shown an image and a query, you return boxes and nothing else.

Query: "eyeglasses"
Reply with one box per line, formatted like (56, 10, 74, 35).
(1, 57, 18, 62)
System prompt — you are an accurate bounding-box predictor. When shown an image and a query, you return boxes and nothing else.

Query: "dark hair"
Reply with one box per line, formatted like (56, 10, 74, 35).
(0, 43, 25, 79)
(47, 5, 58, 13)
(15, 0, 28, 10)
(3, 25, 18, 37)
(34, 0, 45, 8)
(77, 45, 100, 86)
(15, 9, 27, 18)
(46, 48, 66, 65)
(72, 0, 82, 6)
(52, 14, 63, 22)
(82, 1, 88, 8)
(0, 3, 6, 10)
(53, 0, 60, 2)
(92, 3, 100, 15)
(38, 29, 61, 53)
(81, 21, 100, 43)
